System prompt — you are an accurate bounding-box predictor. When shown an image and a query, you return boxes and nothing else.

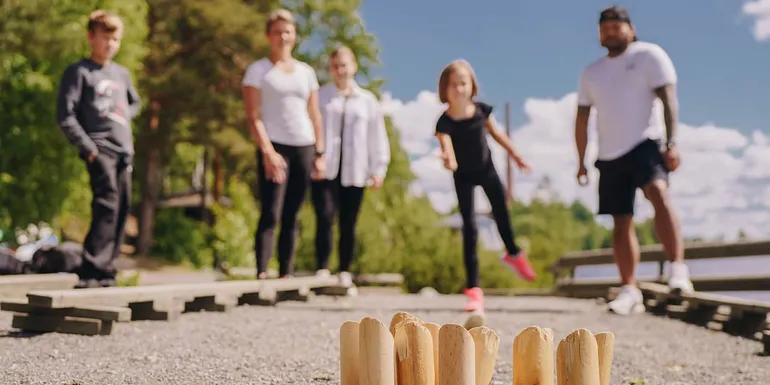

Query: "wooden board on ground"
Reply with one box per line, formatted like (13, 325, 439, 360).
(3, 275, 345, 336)
(1, 298, 131, 322)
(637, 282, 770, 340)
(11, 313, 113, 336)
(0, 274, 79, 299)
(25, 275, 337, 307)
(560, 275, 770, 299)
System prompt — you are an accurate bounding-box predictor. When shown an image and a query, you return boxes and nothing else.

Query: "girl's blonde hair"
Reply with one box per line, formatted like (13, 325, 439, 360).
(437, 59, 478, 104)
(329, 45, 356, 62)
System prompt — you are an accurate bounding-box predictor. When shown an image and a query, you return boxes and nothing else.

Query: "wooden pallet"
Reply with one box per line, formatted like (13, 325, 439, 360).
(0, 274, 79, 299)
(2, 298, 131, 336)
(1, 275, 349, 336)
(636, 282, 769, 355)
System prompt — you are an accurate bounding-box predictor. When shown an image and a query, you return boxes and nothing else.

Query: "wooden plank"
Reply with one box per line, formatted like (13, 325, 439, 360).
(313, 285, 358, 297)
(0, 274, 79, 298)
(11, 313, 111, 336)
(185, 294, 238, 313)
(553, 240, 770, 270)
(0, 273, 79, 287)
(25, 280, 264, 308)
(679, 291, 770, 314)
(637, 282, 770, 337)
(558, 275, 770, 298)
(129, 299, 184, 321)
(0, 299, 131, 322)
(26, 275, 340, 308)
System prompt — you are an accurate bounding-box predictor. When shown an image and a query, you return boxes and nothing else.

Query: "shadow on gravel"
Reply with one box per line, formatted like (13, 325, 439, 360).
(277, 305, 581, 315)
(0, 330, 45, 339)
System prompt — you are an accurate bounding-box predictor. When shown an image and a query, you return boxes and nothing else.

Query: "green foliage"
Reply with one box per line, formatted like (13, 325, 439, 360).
(151, 208, 212, 268)
(0, 0, 664, 294)
(0, 0, 147, 231)
(211, 178, 260, 268)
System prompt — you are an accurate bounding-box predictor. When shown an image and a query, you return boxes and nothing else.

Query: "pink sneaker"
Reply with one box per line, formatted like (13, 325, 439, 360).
(500, 251, 536, 282)
(464, 287, 484, 312)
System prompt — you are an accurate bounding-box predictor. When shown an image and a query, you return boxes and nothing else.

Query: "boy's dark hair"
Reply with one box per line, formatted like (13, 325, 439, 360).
(87, 10, 123, 34)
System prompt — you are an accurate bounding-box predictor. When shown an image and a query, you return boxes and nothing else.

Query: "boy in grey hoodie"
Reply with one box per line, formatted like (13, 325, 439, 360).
(56, 10, 141, 287)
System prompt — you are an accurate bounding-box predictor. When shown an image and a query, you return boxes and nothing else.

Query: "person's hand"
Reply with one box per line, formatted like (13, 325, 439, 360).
(368, 176, 383, 189)
(512, 154, 532, 174)
(576, 164, 588, 186)
(313, 155, 326, 180)
(437, 152, 457, 172)
(263, 151, 287, 184)
(87, 151, 98, 164)
(663, 146, 681, 172)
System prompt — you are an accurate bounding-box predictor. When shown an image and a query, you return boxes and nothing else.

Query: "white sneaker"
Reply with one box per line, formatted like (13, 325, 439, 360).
(667, 262, 694, 294)
(316, 269, 331, 278)
(607, 285, 645, 316)
(338, 271, 353, 287)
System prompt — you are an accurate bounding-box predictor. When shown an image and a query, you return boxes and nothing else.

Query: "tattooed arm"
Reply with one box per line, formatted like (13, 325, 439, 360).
(654, 84, 678, 145)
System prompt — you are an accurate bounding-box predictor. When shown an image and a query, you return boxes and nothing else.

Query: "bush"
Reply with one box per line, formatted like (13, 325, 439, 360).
(151, 208, 212, 268)
(211, 178, 260, 268)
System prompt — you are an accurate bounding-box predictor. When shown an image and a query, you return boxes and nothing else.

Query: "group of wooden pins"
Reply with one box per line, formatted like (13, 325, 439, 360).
(339, 311, 616, 385)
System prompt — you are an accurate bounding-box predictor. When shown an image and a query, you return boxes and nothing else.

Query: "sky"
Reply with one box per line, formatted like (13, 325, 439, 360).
(358, 0, 770, 246)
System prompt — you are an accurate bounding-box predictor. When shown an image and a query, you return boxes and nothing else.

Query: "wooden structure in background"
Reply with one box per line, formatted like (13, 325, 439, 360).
(550, 239, 770, 355)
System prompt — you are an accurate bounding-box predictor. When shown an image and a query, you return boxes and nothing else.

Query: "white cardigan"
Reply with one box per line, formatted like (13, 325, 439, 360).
(318, 81, 391, 187)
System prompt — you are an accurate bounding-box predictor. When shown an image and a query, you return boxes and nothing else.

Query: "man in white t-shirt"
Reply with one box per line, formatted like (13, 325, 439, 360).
(574, 6, 694, 316)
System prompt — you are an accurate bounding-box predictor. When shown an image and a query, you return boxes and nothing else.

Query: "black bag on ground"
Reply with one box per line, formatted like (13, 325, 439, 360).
(0, 249, 29, 275)
(29, 242, 83, 274)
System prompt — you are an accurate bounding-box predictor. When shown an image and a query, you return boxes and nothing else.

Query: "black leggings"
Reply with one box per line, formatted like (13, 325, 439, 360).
(311, 177, 365, 272)
(255, 143, 314, 277)
(454, 163, 520, 289)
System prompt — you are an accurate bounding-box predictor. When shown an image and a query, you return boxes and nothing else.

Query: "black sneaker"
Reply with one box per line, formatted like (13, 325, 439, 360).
(75, 278, 100, 289)
(99, 278, 117, 287)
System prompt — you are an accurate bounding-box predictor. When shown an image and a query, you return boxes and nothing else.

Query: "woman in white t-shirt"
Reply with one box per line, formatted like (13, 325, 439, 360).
(311, 46, 391, 288)
(241, 9, 326, 279)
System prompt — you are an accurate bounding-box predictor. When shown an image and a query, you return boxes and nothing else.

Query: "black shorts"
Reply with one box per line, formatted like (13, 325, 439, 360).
(595, 138, 669, 216)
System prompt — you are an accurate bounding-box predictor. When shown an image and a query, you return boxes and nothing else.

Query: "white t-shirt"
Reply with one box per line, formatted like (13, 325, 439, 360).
(577, 41, 677, 160)
(242, 58, 320, 147)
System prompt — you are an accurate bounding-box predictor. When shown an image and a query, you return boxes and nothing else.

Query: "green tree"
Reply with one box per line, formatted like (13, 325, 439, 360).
(135, 0, 387, 258)
(0, 0, 147, 232)
(134, 0, 269, 255)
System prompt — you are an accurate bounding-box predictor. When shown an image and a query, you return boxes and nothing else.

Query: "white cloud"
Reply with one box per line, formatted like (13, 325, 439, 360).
(743, 0, 770, 41)
(382, 90, 770, 247)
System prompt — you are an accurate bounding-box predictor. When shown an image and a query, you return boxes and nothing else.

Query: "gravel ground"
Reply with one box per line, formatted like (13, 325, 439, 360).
(0, 292, 767, 385)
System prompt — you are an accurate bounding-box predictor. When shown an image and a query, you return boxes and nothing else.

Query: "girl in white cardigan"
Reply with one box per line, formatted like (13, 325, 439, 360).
(312, 46, 391, 288)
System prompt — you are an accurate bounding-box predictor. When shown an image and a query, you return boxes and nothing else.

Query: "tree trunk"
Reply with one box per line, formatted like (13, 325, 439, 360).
(135, 100, 163, 256)
(213, 149, 223, 202)
(200, 147, 210, 224)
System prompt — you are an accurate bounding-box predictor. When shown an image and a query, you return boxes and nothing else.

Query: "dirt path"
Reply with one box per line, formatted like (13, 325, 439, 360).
(0, 292, 766, 384)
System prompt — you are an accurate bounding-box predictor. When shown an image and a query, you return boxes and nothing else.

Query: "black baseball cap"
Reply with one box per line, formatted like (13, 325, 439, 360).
(599, 6, 638, 41)
(599, 6, 631, 24)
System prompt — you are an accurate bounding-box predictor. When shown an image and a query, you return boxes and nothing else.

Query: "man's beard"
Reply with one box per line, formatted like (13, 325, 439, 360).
(601, 39, 629, 55)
